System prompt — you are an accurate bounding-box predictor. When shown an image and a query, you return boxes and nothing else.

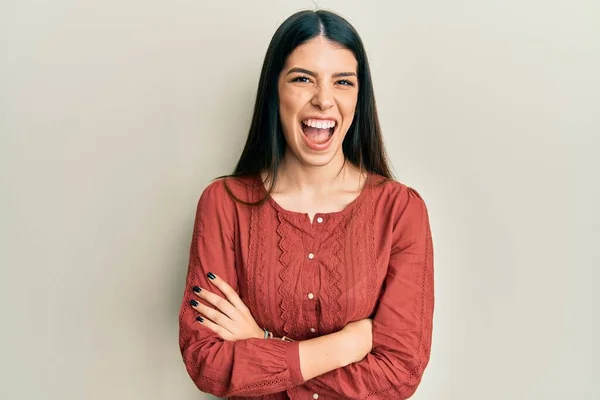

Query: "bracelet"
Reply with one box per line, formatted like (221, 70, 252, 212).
(263, 328, 295, 342)
(262, 328, 273, 339)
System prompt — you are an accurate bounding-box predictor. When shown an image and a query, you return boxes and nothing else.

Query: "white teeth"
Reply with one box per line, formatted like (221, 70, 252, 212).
(302, 119, 336, 129)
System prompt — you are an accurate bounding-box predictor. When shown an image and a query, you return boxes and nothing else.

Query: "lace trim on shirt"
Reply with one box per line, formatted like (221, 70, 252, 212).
(256, 201, 272, 326)
(286, 386, 300, 399)
(247, 187, 259, 324)
(366, 185, 378, 316)
(318, 217, 345, 333)
(234, 376, 293, 397)
(276, 211, 301, 338)
(189, 369, 293, 398)
(247, 183, 276, 330)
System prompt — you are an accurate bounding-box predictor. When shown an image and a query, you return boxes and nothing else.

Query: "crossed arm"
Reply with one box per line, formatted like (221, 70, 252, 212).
(179, 182, 433, 399)
(187, 271, 373, 379)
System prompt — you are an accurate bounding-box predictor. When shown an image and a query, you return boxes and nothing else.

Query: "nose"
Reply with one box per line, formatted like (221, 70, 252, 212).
(311, 84, 334, 110)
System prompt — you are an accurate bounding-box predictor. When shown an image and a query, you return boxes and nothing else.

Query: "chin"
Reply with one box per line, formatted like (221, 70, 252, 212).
(300, 153, 337, 167)
(292, 136, 344, 167)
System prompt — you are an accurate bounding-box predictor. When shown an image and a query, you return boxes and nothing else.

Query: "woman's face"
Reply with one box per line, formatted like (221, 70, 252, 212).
(277, 36, 359, 167)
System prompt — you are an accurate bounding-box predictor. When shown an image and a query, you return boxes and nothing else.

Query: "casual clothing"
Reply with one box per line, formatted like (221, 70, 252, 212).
(179, 173, 434, 399)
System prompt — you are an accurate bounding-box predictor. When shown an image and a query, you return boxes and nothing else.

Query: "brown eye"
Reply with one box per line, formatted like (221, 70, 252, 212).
(337, 79, 355, 86)
(291, 76, 311, 83)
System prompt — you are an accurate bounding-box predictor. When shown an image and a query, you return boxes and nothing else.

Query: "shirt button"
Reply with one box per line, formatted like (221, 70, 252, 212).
(313, 394, 319, 399)
(316, 217, 323, 224)
(310, 328, 316, 333)
(307, 293, 315, 300)
(308, 252, 315, 260)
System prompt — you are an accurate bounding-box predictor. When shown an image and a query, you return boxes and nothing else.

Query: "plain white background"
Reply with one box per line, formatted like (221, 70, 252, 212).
(1, 0, 599, 399)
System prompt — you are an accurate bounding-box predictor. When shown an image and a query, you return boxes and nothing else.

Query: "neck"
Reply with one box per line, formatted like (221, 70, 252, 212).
(274, 150, 350, 192)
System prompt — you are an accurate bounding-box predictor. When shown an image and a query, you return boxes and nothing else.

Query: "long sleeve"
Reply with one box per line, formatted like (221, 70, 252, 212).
(178, 180, 305, 398)
(295, 187, 434, 399)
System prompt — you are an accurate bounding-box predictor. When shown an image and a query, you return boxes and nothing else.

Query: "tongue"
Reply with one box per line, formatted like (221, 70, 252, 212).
(304, 127, 331, 144)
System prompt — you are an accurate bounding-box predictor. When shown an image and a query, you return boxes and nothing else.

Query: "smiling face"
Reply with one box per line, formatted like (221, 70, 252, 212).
(277, 36, 359, 168)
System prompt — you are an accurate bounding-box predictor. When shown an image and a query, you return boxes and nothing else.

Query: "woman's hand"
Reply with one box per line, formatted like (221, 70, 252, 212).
(190, 272, 264, 341)
(339, 318, 374, 366)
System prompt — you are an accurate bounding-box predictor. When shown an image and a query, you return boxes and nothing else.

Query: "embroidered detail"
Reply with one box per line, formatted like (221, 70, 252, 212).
(255, 201, 272, 326)
(366, 185, 378, 316)
(276, 211, 301, 337)
(287, 386, 301, 399)
(234, 377, 293, 397)
(247, 183, 275, 330)
(186, 365, 293, 399)
(247, 189, 259, 323)
(318, 217, 345, 333)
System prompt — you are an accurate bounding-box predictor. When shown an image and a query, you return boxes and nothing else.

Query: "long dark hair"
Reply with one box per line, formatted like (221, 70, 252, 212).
(223, 9, 394, 203)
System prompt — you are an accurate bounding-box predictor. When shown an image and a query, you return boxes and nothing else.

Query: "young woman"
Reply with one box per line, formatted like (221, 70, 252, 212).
(179, 9, 434, 400)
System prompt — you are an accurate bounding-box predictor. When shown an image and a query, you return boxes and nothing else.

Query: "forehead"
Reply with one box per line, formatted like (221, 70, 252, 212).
(284, 36, 358, 73)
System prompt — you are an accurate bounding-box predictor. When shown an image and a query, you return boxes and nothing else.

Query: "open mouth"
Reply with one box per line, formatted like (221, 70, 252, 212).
(300, 119, 336, 148)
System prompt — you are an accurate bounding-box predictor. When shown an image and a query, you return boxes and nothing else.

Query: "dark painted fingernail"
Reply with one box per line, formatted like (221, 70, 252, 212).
(192, 286, 201, 293)
(196, 316, 204, 323)
(190, 299, 199, 307)
(207, 272, 216, 280)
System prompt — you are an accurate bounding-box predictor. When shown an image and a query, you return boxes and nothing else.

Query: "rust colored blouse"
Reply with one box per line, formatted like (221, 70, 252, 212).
(179, 173, 434, 400)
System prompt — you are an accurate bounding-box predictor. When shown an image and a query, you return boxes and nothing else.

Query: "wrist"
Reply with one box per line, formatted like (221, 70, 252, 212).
(334, 330, 353, 367)
(256, 327, 266, 339)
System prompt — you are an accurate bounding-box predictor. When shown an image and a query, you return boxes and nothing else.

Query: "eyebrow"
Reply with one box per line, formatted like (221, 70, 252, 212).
(286, 67, 357, 78)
